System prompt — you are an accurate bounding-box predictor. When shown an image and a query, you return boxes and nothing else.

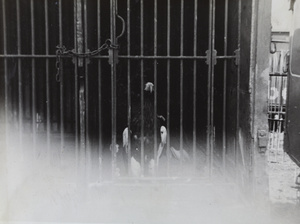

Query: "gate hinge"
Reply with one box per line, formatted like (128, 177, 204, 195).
(234, 49, 240, 66)
(205, 49, 217, 66)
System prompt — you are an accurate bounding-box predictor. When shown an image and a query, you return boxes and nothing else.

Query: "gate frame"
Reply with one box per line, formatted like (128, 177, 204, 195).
(0, 0, 273, 198)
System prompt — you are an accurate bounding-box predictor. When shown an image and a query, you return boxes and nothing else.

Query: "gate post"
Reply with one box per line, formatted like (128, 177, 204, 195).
(109, 0, 118, 180)
(74, 0, 86, 186)
(249, 0, 272, 203)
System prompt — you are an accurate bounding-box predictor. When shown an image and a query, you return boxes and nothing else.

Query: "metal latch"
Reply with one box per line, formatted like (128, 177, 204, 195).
(205, 49, 217, 66)
(108, 47, 119, 65)
(257, 130, 268, 153)
(234, 49, 240, 66)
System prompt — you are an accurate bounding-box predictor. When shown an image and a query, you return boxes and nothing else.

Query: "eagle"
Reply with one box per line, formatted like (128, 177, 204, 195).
(122, 82, 166, 176)
(121, 82, 190, 177)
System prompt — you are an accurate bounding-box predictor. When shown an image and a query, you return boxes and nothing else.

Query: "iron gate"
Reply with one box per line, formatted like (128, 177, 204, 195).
(0, 0, 242, 183)
(268, 50, 288, 151)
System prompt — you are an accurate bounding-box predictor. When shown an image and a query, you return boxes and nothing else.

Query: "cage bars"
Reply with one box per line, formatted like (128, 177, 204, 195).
(77, 0, 86, 183)
(140, 0, 145, 176)
(30, 0, 36, 159)
(73, 0, 78, 171)
(97, 0, 103, 180)
(127, 0, 132, 176)
(268, 73, 286, 152)
(45, 0, 51, 163)
(83, 0, 91, 182)
(110, 0, 117, 179)
(166, 0, 171, 176)
(58, 0, 64, 164)
(153, 0, 158, 175)
(179, 0, 184, 171)
(192, 0, 198, 174)
(16, 0, 23, 155)
(235, 0, 241, 169)
(207, 0, 213, 177)
(277, 74, 284, 150)
(2, 0, 8, 156)
(222, 0, 228, 172)
(0, 0, 244, 182)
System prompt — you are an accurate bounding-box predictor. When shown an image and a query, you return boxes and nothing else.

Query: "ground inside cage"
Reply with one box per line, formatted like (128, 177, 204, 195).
(3, 161, 299, 224)
(1, 160, 268, 224)
(2, 132, 300, 224)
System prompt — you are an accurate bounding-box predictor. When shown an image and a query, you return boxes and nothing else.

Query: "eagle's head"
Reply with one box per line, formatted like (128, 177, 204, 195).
(144, 82, 154, 93)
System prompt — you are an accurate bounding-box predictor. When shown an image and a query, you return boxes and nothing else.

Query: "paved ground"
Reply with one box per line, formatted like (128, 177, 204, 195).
(267, 138, 300, 224)
(1, 158, 297, 224)
(0, 179, 272, 224)
(1, 133, 300, 224)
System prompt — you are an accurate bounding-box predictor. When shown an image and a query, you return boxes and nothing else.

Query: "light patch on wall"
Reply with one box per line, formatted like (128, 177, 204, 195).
(272, 0, 293, 32)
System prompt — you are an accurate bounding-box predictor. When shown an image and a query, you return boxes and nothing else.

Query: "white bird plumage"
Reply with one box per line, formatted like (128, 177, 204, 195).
(122, 124, 191, 176)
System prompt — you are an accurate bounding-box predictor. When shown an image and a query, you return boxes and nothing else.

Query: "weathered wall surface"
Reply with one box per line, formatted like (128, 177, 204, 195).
(239, 0, 254, 193)
(292, 0, 300, 30)
(250, 0, 272, 202)
(271, 0, 292, 32)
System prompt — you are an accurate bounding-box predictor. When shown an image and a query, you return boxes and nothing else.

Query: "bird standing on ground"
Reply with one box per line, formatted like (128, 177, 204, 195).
(122, 82, 165, 176)
(157, 126, 190, 173)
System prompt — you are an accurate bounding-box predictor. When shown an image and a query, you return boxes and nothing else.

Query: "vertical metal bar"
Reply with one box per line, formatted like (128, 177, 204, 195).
(45, 0, 51, 163)
(222, 0, 228, 173)
(166, 0, 170, 176)
(2, 0, 6, 57)
(110, 0, 117, 179)
(76, 0, 84, 64)
(272, 76, 277, 151)
(268, 75, 272, 149)
(274, 76, 278, 151)
(193, 0, 198, 174)
(77, 0, 86, 185)
(97, 0, 103, 181)
(83, 0, 90, 182)
(271, 76, 274, 150)
(2, 0, 8, 155)
(30, 0, 36, 159)
(2, 0, 6, 65)
(79, 84, 86, 182)
(58, 0, 64, 164)
(277, 74, 284, 150)
(16, 0, 23, 155)
(275, 75, 279, 154)
(207, 0, 213, 177)
(127, 0, 131, 176)
(267, 73, 271, 150)
(74, 0, 86, 186)
(249, 0, 258, 180)
(74, 0, 79, 174)
(210, 0, 216, 178)
(273, 76, 277, 153)
(140, 0, 145, 175)
(276, 75, 280, 152)
(75, 0, 85, 183)
(153, 0, 158, 174)
(211, 0, 216, 177)
(235, 0, 241, 169)
(281, 75, 286, 152)
(180, 0, 184, 170)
